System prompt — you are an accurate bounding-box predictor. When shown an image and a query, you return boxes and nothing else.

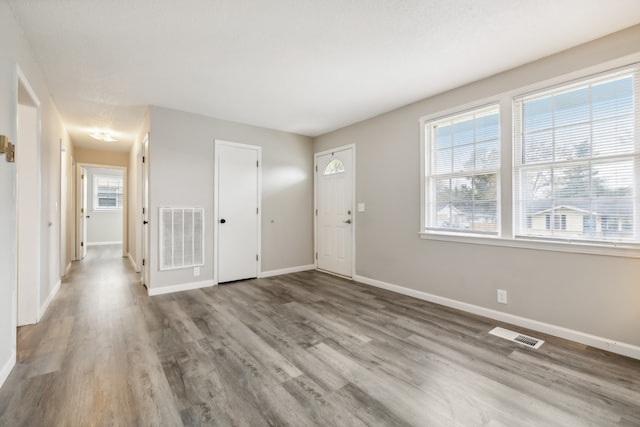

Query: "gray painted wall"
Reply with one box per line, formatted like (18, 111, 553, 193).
(314, 25, 640, 347)
(148, 106, 313, 289)
(86, 167, 123, 244)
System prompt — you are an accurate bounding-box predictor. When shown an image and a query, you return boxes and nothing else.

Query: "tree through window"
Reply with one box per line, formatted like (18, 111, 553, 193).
(424, 105, 500, 234)
(514, 70, 638, 243)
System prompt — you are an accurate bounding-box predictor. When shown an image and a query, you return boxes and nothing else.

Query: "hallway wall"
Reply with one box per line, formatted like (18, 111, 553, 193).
(0, 2, 71, 388)
(145, 106, 313, 292)
(74, 147, 129, 167)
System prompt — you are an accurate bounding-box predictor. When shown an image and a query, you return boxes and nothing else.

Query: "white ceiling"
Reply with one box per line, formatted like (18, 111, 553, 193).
(7, 0, 640, 152)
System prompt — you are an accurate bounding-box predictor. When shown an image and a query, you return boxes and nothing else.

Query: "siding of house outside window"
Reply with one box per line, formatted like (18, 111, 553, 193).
(514, 68, 639, 244)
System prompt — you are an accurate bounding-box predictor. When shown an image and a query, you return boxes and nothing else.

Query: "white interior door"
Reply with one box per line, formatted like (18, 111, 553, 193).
(82, 168, 88, 259)
(78, 166, 88, 260)
(142, 135, 150, 285)
(216, 141, 260, 283)
(60, 141, 67, 276)
(316, 147, 354, 277)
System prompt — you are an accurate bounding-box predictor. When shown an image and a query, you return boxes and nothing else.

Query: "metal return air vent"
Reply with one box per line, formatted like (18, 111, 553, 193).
(489, 327, 544, 349)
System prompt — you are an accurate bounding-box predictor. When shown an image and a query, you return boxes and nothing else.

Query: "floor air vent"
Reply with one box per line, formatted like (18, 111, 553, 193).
(489, 327, 544, 349)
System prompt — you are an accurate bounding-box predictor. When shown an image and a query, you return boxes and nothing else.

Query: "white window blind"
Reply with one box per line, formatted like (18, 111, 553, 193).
(159, 207, 204, 270)
(424, 105, 500, 235)
(93, 174, 123, 210)
(514, 67, 640, 244)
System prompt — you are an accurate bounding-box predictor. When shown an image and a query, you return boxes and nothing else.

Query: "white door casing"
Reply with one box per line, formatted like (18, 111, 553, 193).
(315, 146, 354, 278)
(215, 141, 261, 283)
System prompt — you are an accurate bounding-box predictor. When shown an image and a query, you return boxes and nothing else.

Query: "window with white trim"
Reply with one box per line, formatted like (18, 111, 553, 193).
(93, 174, 123, 210)
(424, 105, 500, 235)
(514, 68, 639, 244)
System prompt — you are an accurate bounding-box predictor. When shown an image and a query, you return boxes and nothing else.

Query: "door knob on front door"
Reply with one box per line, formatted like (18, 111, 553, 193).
(220, 218, 226, 224)
(344, 219, 351, 224)
(143, 220, 148, 224)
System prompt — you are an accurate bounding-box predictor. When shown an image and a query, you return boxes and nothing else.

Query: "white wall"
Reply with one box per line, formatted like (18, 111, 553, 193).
(0, 2, 70, 387)
(314, 25, 640, 352)
(86, 167, 123, 244)
(146, 106, 313, 290)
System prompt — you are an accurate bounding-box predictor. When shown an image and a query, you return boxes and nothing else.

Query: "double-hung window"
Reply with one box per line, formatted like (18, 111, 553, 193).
(94, 175, 123, 210)
(424, 105, 500, 235)
(514, 68, 640, 244)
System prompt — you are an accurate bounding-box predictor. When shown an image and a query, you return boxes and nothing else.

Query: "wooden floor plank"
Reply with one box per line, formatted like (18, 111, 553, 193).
(1, 245, 639, 426)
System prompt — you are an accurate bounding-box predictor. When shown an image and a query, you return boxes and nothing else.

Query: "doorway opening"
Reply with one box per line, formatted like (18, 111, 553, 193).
(75, 164, 126, 261)
(16, 69, 41, 327)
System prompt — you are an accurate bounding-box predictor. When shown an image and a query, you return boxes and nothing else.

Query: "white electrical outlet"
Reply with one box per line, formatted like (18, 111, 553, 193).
(194, 266, 200, 277)
(497, 289, 508, 304)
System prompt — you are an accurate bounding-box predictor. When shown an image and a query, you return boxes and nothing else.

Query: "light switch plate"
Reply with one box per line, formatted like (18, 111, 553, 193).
(358, 203, 365, 212)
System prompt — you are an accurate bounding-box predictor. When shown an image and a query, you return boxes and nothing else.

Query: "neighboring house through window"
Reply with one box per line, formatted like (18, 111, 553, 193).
(421, 63, 639, 253)
(514, 68, 638, 243)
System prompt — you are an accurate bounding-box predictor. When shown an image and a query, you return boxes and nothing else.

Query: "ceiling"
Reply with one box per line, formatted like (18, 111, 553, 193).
(7, 0, 640, 152)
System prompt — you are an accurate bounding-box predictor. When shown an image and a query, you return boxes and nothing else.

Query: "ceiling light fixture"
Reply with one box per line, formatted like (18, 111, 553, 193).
(89, 131, 118, 142)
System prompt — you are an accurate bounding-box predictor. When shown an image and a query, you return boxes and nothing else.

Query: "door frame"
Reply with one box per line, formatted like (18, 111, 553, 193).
(75, 163, 127, 259)
(213, 140, 262, 284)
(140, 134, 149, 285)
(314, 144, 356, 279)
(59, 139, 69, 277)
(16, 66, 41, 327)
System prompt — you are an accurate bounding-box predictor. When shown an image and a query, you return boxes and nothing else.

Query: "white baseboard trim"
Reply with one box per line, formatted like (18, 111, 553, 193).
(39, 279, 61, 320)
(86, 241, 122, 246)
(354, 274, 640, 360)
(260, 264, 315, 278)
(148, 279, 216, 296)
(0, 351, 16, 389)
(65, 262, 72, 276)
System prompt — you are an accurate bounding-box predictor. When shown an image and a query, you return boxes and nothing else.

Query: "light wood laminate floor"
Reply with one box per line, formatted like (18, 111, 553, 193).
(1, 245, 639, 426)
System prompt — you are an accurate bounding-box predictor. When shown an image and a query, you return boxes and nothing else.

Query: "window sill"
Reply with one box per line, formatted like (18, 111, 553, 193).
(92, 208, 123, 212)
(419, 231, 640, 258)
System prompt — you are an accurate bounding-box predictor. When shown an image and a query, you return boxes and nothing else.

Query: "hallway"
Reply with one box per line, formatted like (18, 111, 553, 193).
(0, 245, 182, 425)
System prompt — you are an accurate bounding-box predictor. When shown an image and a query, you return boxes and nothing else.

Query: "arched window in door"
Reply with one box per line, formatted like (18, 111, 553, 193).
(323, 158, 345, 175)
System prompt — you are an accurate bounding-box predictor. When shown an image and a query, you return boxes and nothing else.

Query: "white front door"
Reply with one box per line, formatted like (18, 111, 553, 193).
(316, 147, 354, 277)
(216, 141, 261, 283)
